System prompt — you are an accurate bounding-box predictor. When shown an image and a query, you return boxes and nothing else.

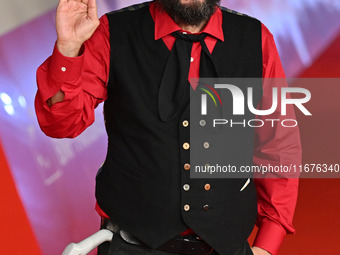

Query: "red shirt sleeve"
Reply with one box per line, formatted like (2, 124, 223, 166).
(252, 24, 302, 255)
(35, 15, 110, 138)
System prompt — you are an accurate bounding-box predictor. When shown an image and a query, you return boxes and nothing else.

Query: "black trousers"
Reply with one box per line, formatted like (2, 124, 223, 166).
(97, 233, 254, 255)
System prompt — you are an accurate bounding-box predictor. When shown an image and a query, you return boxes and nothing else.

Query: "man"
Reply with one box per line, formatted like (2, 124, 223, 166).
(35, 0, 301, 255)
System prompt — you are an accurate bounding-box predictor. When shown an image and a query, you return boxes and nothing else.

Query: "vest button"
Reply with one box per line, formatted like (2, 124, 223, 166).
(184, 163, 191, 170)
(183, 184, 190, 191)
(182, 120, 189, 127)
(184, 204, 190, 211)
(204, 184, 211, 191)
(199, 120, 206, 127)
(203, 142, 210, 149)
(183, 143, 190, 150)
(203, 205, 210, 211)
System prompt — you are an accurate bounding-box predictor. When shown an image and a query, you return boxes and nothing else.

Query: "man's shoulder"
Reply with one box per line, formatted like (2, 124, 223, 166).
(219, 6, 261, 25)
(106, 1, 151, 18)
(104, 2, 154, 35)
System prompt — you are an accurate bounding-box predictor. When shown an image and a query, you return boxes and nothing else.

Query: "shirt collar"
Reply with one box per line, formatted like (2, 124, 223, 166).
(150, 2, 224, 42)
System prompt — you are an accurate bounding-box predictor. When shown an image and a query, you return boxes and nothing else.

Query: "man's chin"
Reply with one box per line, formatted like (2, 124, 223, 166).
(157, 0, 220, 27)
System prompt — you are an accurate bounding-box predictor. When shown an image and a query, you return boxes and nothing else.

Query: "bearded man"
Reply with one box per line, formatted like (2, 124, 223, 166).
(35, 0, 301, 255)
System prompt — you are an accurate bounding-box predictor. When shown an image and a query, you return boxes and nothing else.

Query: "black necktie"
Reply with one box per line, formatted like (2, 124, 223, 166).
(158, 31, 218, 122)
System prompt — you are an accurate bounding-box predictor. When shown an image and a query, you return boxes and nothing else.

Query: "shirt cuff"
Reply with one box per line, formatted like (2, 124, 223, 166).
(253, 220, 287, 255)
(38, 43, 85, 103)
(48, 43, 84, 84)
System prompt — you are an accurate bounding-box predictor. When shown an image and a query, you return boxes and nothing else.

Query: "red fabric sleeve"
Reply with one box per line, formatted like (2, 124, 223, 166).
(251, 24, 302, 255)
(35, 15, 110, 138)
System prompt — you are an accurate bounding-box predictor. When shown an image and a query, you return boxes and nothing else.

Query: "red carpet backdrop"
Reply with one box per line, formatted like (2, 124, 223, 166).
(0, 0, 339, 254)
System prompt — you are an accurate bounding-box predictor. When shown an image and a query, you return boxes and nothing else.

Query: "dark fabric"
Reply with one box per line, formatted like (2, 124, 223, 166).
(96, 2, 263, 255)
(157, 234, 213, 255)
(97, 233, 254, 255)
(158, 32, 217, 122)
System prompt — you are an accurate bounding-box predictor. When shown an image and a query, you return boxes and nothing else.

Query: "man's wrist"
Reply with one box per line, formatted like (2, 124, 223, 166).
(251, 246, 272, 255)
(56, 41, 83, 57)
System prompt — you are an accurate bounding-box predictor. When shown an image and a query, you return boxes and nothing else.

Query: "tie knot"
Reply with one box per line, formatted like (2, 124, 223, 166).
(173, 31, 207, 43)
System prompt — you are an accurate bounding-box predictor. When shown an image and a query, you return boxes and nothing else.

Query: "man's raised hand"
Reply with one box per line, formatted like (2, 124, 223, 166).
(56, 0, 99, 57)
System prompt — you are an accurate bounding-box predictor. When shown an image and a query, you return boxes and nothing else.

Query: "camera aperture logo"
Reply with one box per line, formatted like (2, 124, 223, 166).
(196, 81, 312, 128)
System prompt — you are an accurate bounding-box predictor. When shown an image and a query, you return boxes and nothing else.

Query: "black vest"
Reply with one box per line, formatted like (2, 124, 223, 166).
(96, 2, 263, 254)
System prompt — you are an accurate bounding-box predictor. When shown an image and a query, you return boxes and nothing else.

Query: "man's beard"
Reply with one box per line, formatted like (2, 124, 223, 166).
(156, 0, 221, 26)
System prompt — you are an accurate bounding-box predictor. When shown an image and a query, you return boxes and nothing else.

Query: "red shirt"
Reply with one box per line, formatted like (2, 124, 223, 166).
(35, 3, 301, 255)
